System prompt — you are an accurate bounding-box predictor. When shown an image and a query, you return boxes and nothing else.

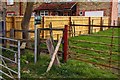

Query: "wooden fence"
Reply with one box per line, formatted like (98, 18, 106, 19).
(118, 17, 120, 26)
(5, 16, 110, 40)
(6, 16, 42, 39)
(42, 16, 110, 39)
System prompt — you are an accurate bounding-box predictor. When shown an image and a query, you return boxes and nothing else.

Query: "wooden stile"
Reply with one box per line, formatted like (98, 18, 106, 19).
(46, 37, 62, 72)
(46, 38, 60, 66)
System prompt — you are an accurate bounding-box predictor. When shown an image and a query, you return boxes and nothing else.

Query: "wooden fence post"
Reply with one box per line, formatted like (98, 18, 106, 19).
(1, 21, 6, 48)
(113, 20, 115, 26)
(88, 17, 91, 34)
(37, 29, 40, 56)
(42, 16, 44, 38)
(73, 21, 75, 36)
(49, 22, 54, 43)
(10, 28, 15, 39)
(63, 25, 68, 62)
(91, 20, 93, 33)
(69, 16, 72, 37)
(10, 28, 15, 47)
(100, 17, 103, 31)
(13, 16, 16, 28)
(118, 20, 120, 26)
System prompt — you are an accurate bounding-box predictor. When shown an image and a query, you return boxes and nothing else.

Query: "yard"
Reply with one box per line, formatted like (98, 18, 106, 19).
(16, 28, 119, 79)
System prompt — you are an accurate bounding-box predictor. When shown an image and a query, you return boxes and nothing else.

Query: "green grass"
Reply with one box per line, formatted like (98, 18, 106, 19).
(20, 51, 118, 79)
(2, 28, 119, 79)
(69, 28, 119, 74)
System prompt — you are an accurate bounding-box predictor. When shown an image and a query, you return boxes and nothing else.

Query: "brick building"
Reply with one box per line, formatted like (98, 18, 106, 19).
(1, 0, 118, 25)
(34, 2, 77, 16)
(2, 2, 41, 16)
(76, 1, 118, 25)
(118, 2, 120, 17)
(1, 2, 25, 16)
(0, 1, 6, 21)
(76, 2, 111, 16)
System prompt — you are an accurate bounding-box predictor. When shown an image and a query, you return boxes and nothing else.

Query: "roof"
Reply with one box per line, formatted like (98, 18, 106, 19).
(34, 2, 77, 11)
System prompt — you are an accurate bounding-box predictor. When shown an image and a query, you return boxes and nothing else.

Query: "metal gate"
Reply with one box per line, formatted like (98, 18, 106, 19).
(69, 23, 120, 74)
(0, 37, 21, 79)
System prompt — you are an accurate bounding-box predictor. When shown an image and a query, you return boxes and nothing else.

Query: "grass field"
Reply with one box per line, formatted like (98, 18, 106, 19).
(20, 50, 118, 79)
(69, 28, 119, 67)
(2, 28, 120, 79)
(20, 28, 119, 79)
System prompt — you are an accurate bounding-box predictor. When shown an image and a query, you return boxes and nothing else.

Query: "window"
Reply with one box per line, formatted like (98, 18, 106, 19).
(40, 11, 48, 16)
(7, 12, 15, 16)
(7, 0, 14, 5)
(44, 0, 51, 3)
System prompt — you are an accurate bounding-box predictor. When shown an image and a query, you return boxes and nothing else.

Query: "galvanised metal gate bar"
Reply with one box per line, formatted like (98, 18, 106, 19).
(0, 37, 20, 79)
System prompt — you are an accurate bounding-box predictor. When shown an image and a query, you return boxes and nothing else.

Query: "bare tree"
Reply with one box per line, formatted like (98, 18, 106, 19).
(21, 2, 34, 39)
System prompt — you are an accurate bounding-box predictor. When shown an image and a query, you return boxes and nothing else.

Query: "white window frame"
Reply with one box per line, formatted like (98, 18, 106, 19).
(44, 0, 51, 3)
(7, 0, 14, 5)
(7, 12, 15, 16)
(40, 11, 48, 16)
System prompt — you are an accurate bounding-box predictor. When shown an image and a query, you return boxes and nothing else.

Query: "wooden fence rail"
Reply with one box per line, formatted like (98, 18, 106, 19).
(5, 16, 110, 40)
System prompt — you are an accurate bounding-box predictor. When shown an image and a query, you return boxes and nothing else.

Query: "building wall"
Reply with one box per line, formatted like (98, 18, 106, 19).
(76, 2, 111, 16)
(111, 0, 118, 25)
(0, 1, 2, 11)
(3, 2, 41, 16)
(3, 2, 20, 16)
(118, 2, 120, 17)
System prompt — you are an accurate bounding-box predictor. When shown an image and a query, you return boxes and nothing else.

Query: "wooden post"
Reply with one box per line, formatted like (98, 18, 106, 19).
(37, 29, 40, 56)
(117, 20, 119, 26)
(88, 17, 91, 34)
(13, 17, 16, 28)
(42, 16, 44, 38)
(57, 34, 59, 41)
(1, 21, 6, 48)
(113, 20, 115, 26)
(10, 28, 15, 39)
(100, 17, 103, 31)
(79, 31, 81, 35)
(63, 25, 68, 62)
(10, 28, 15, 46)
(49, 22, 54, 43)
(69, 17, 72, 37)
(69, 21, 72, 37)
(46, 37, 62, 72)
(108, 17, 111, 28)
(46, 38, 60, 66)
(73, 21, 75, 36)
(91, 20, 93, 33)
